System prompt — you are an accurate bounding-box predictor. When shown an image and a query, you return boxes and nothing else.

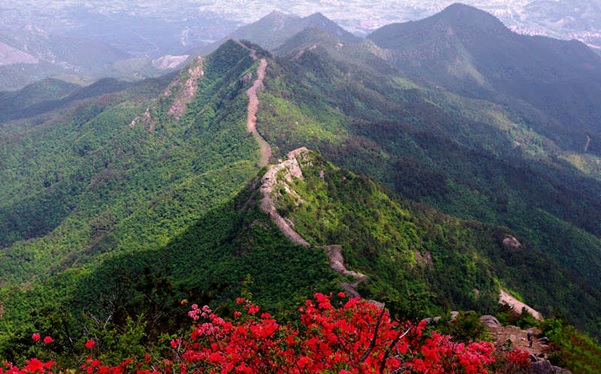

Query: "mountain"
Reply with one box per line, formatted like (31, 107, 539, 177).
(1, 5, 601, 369)
(0, 26, 191, 91)
(0, 40, 262, 285)
(2, 144, 598, 362)
(0, 28, 133, 90)
(199, 11, 360, 54)
(367, 3, 601, 156)
(255, 10, 601, 328)
(522, 0, 601, 50)
(0, 78, 81, 120)
(0, 78, 136, 125)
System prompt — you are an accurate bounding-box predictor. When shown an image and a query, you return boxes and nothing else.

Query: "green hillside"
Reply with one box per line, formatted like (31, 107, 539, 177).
(0, 7, 600, 368)
(1, 146, 598, 365)
(257, 31, 601, 297)
(367, 3, 601, 156)
(264, 149, 600, 329)
(0, 40, 261, 285)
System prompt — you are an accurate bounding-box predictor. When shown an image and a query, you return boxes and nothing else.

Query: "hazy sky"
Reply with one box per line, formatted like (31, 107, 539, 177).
(1, 0, 599, 41)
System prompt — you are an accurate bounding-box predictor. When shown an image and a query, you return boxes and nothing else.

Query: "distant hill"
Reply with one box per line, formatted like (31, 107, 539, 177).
(0, 78, 137, 124)
(367, 3, 601, 155)
(0, 26, 189, 90)
(198, 11, 360, 55)
(0, 28, 132, 90)
(0, 78, 81, 120)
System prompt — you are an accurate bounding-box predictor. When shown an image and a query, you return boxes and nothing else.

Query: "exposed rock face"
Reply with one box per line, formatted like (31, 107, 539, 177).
(259, 148, 368, 297)
(260, 148, 311, 247)
(129, 106, 156, 132)
(528, 360, 572, 374)
(152, 55, 189, 70)
(502, 235, 522, 248)
(414, 250, 433, 267)
(499, 290, 542, 320)
(325, 245, 367, 281)
(479, 315, 501, 328)
(164, 56, 204, 120)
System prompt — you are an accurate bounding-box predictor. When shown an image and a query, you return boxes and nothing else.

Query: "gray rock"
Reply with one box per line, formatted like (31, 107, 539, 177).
(529, 361, 553, 374)
(528, 360, 572, 374)
(480, 315, 501, 328)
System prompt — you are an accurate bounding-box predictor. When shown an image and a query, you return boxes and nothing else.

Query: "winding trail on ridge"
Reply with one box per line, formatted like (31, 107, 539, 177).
(246, 57, 272, 167)
(259, 148, 368, 297)
(242, 47, 367, 296)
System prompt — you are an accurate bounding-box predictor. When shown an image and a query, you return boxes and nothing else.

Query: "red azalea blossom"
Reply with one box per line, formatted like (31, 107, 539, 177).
(170, 338, 181, 349)
(42, 336, 53, 344)
(1, 293, 531, 373)
(31, 333, 41, 342)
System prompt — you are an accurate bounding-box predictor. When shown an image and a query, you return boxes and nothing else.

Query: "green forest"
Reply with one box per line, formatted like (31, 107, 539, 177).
(0, 13, 600, 372)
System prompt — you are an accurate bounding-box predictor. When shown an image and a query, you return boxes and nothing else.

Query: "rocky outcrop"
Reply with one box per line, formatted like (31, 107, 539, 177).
(480, 315, 502, 328)
(260, 148, 310, 247)
(499, 290, 543, 320)
(326, 245, 367, 281)
(528, 360, 572, 374)
(129, 106, 156, 132)
(502, 235, 522, 248)
(152, 55, 189, 70)
(164, 56, 204, 120)
(259, 148, 368, 296)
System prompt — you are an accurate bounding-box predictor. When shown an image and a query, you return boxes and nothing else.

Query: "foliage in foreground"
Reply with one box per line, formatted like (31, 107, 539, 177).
(541, 318, 601, 374)
(1, 294, 530, 373)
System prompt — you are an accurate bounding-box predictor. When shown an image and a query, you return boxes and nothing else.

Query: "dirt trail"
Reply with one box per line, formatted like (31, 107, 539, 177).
(488, 324, 548, 356)
(260, 148, 310, 247)
(259, 148, 368, 295)
(246, 57, 272, 167)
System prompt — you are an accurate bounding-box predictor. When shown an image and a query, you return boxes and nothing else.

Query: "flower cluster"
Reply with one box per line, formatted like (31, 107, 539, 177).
(0, 293, 531, 373)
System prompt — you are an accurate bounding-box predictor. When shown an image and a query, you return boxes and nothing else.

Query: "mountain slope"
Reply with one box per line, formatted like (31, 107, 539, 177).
(0, 28, 132, 90)
(1, 147, 599, 362)
(0, 40, 264, 285)
(255, 19, 601, 327)
(1, 4, 601, 360)
(367, 3, 601, 156)
(261, 149, 600, 325)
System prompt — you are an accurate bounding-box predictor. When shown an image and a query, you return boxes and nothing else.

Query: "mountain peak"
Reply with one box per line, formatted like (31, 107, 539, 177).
(434, 2, 508, 33)
(367, 3, 509, 49)
(304, 12, 329, 21)
(441, 2, 482, 13)
(263, 10, 297, 21)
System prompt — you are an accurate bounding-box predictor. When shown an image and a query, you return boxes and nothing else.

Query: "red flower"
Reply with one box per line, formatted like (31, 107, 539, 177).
(31, 333, 41, 342)
(23, 358, 44, 372)
(3, 292, 530, 373)
(170, 338, 181, 349)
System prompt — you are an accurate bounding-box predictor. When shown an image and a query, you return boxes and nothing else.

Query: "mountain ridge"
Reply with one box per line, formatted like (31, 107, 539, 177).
(367, 3, 601, 156)
(199, 11, 360, 55)
(1, 5, 601, 368)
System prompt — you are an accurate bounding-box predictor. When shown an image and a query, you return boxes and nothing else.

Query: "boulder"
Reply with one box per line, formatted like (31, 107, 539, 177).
(480, 315, 501, 328)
